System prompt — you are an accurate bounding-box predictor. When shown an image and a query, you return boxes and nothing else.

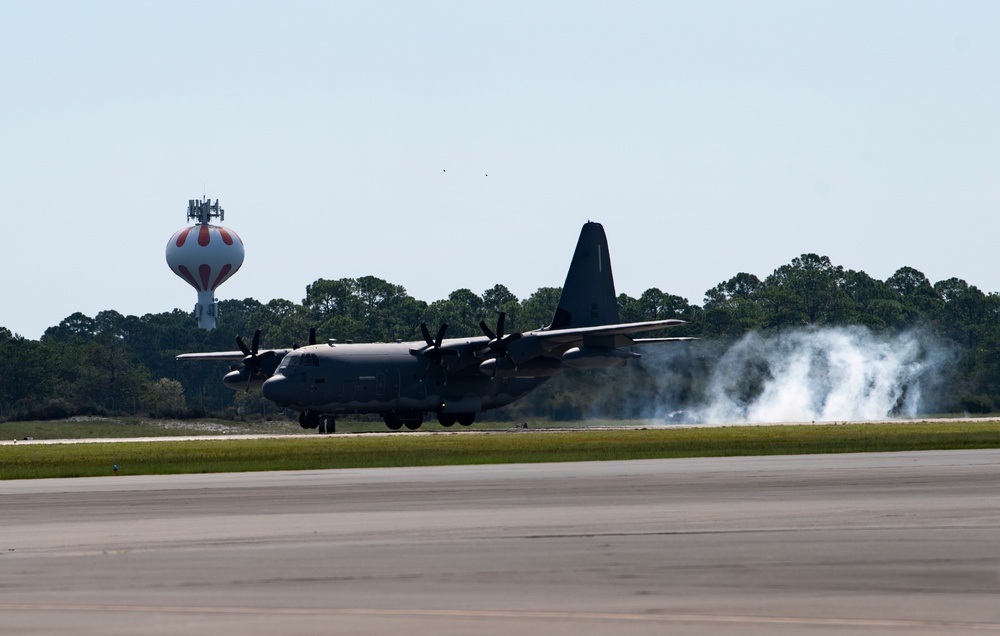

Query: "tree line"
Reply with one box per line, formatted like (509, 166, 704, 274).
(2, 253, 1000, 422)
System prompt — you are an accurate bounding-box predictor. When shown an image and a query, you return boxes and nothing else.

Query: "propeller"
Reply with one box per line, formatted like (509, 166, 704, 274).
(235, 330, 276, 391)
(409, 322, 459, 382)
(417, 322, 452, 360)
(478, 311, 522, 361)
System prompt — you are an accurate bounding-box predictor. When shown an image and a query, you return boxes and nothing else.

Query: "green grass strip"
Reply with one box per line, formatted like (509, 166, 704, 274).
(2, 422, 999, 480)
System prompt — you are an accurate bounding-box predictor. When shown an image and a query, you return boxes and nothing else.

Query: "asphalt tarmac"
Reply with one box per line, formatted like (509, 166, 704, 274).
(2, 450, 998, 635)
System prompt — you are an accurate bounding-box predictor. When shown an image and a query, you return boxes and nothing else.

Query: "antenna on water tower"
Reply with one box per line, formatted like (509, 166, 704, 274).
(165, 197, 245, 331)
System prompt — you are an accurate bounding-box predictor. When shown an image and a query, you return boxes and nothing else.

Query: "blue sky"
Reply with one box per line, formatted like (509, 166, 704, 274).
(2, 1, 998, 338)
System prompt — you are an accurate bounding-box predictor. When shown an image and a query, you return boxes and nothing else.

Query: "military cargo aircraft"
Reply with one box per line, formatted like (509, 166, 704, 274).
(178, 222, 690, 432)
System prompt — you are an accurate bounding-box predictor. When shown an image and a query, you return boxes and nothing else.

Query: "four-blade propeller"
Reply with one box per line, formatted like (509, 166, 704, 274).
(416, 322, 458, 361)
(478, 311, 522, 362)
(235, 330, 276, 391)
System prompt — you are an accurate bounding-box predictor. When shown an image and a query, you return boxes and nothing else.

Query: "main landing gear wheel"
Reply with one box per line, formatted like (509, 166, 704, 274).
(384, 414, 403, 431)
(437, 412, 457, 427)
(457, 412, 476, 426)
(386, 413, 422, 431)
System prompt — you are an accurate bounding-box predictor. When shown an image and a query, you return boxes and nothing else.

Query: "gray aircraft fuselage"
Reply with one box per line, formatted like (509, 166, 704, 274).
(261, 339, 547, 417)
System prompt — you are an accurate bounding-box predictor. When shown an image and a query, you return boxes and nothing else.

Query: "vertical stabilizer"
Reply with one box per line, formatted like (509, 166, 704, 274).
(549, 222, 620, 329)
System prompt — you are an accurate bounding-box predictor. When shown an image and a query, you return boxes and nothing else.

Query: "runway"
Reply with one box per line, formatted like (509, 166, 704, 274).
(2, 450, 999, 635)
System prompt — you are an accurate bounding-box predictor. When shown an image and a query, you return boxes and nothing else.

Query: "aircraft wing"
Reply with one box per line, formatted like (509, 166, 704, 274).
(176, 351, 247, 361)
(175, 349, 293, 362)
(532, 319, 688, 346)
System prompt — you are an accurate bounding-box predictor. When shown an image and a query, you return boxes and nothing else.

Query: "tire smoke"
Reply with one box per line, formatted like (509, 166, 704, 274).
(686, 327, 954, 423)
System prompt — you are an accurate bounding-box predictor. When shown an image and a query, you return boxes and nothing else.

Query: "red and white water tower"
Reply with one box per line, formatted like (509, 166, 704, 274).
(165, 198, 245, 330)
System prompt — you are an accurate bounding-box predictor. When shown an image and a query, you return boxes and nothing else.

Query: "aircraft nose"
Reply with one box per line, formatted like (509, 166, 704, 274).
(262, 375, 293, 406)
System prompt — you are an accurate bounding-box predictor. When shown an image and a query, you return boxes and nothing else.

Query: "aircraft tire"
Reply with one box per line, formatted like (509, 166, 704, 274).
(403, 419, 422, 431)
(457, 412, 476, 426)
(299, 411, 320, 430)
(384, 414, 403, 431)
(318, 416, 336, 434)
(437, 413, 457, 427)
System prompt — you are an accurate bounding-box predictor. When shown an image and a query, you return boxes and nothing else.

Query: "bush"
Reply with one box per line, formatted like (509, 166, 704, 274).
(10, 398, 75, 421)
(548, 393, 582, 421)
(960, 395, 994, 414)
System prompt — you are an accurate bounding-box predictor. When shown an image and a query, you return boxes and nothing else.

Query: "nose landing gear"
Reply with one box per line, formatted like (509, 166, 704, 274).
(299, 411, 336, 434)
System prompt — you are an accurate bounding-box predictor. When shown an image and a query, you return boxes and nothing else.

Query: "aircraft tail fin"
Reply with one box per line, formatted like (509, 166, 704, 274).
(549, 222, 620, 330)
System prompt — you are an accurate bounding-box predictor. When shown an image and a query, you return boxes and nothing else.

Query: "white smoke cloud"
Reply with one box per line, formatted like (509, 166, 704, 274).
(687, 326, 953, 424)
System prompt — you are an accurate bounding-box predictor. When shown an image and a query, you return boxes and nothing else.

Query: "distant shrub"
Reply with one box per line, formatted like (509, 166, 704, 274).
(10, 398, 75, 421)
(548, 393, 582, 421)
(960, 395, 994, 414)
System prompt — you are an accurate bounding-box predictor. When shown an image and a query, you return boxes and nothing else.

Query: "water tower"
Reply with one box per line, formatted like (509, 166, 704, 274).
(165, 198, 245, 330)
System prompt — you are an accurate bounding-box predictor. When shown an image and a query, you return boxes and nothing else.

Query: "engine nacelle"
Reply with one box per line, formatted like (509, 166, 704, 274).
(560, 347, 638, 369)
(479, 357, 563, 378)
(223, 368, 257, 391)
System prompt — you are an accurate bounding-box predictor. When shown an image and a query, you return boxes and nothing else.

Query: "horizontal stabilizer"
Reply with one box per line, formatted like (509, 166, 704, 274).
(536, 318, 687, 345)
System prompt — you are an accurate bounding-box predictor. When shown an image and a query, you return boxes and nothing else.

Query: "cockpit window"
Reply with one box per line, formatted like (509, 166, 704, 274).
(277, 352, 319, 371)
